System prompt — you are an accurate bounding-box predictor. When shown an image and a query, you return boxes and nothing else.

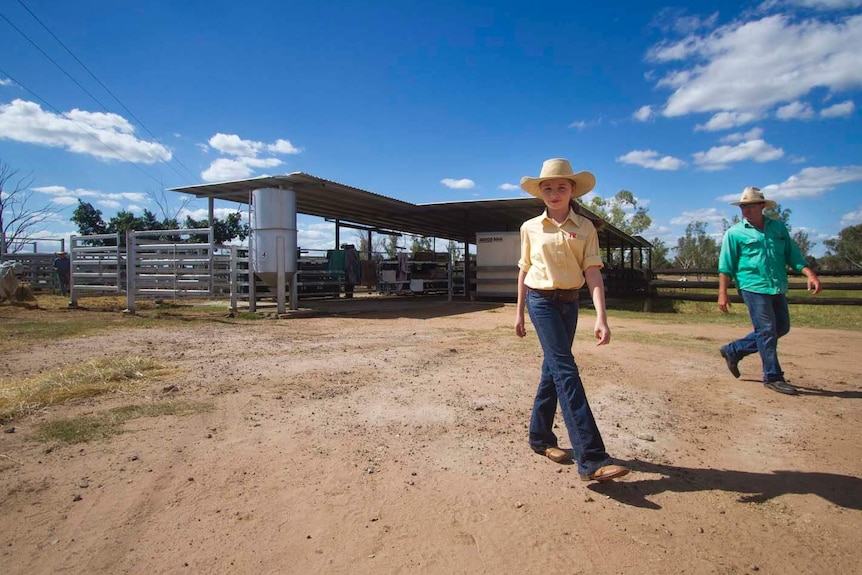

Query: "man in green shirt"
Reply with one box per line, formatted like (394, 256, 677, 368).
(717, 187, 821, 395)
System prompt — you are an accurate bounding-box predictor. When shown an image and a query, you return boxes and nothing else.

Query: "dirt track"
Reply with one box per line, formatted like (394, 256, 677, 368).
(1, 298, 861, 575)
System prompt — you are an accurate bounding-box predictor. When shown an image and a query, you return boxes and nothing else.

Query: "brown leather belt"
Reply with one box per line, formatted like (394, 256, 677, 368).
(528, 287, 580, 303)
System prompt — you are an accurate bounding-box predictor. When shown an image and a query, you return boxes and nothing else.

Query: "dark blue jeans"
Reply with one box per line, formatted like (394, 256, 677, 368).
(526, 291, 612, 475)
(723, 290, 791, 383)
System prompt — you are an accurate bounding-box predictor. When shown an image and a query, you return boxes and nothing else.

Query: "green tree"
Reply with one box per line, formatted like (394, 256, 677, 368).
(72, 200, 248, 246)
(446, 240, 463, 263)
(791, 229, 815, 260)
(824, 224, 862, 270)
(648, 237, 672, 269)
(383, 235, 400, 258)
(353, 230, 389, 259)
(184, 212, 249, 244)
(409, 235, 433, 254)
(674, 221, 719, 270)
(585, 190, 652, 236)
(764, 204, 792, 229)
(71, 199, 108, 237)
(107, 210, 143, 236)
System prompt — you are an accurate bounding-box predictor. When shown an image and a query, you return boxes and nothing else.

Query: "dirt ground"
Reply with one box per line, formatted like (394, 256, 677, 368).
(1, 296, 860, 575)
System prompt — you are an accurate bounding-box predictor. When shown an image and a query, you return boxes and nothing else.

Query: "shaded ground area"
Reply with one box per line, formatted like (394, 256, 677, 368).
(1, 297, 860, 574)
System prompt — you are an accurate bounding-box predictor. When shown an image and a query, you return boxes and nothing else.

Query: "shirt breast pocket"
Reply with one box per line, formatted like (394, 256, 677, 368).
(740, 237, 761, 258)
(769, 233, 786, 254)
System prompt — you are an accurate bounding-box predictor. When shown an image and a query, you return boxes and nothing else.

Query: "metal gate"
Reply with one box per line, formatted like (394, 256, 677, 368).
(69, 233, 122, 306)
(125, 228, 214, 312)
(68, 228, 214, 312)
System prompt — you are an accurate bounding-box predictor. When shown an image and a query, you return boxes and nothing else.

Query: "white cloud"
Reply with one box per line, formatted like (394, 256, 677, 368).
(50, 196, 80, 206)
(784, 0, 862, 9)
(648, 14, 862, 118)
(617, 149, 686, 170)
(633, 105, 653, 121)
(0, 78, 14, 87)
(34, 185, 100, 198)
(440, 178, 475, 189)
(268, 139, 302, 154)
(208, 133, 302, 157)
(720, 127, 764, 143)
(0, 99, 171, 163)
(202, 133, 301, 182)
(820, 99, 855, 117)
(839, 206, 862, 227)
(692, 139, 784, 171)
(653, 8, 720, 34)
(695, 111, 758, 131)
(775, 101, 815, 120)
(763, 165, 862, 200)
(33, 185, 147, 209)
(670, 207, 725, 225)
(568, 120, 587, 130)
(208, 133, 262, 157)
(201, 157, 283, 182)
(104, 192, 148, 202)
(498, 183, 519, 191)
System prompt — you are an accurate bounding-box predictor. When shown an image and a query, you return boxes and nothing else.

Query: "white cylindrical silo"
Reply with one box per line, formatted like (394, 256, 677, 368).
(251, 187, 297, 290)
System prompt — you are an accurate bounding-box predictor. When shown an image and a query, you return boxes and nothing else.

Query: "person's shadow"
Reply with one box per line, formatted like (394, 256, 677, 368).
(589, 459, 862, 510)
(794, 384, 862, 398)
(737, 378, 862, 398)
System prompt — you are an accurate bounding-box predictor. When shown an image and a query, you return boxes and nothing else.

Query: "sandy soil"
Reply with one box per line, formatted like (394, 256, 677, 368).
(1, 297, 860, 575)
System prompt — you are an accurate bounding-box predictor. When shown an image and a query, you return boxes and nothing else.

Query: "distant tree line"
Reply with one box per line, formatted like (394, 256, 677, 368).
(1, 158, 860, 269)
(71, 199, 249, 246)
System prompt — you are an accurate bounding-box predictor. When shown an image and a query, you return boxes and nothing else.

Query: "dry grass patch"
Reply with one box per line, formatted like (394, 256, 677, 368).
(0, 356, 173, 423)
(33, 400, 213, 444)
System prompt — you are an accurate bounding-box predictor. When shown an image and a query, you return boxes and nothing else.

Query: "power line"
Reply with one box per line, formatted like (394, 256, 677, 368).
(1, 2, 199, 185)
(15, 0, 199, 183)
(0, 9, 113, 113)
(0, 66, 169, 188)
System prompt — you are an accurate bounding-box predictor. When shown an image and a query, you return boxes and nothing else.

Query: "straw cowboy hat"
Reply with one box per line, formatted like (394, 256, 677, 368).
(520, 158, 596, 199)
(730, 186, 776, 208)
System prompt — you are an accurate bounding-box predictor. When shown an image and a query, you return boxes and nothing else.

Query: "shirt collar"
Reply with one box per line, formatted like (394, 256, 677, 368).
(542, 207, 580, 226)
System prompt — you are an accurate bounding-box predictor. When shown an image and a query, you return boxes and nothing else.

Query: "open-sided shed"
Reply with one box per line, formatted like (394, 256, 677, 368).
(170, 172, 651, 264)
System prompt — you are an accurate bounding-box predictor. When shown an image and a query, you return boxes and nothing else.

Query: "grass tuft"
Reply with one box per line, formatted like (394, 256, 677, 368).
(33, 400, 212, 444)
(0, 356, 172, 423)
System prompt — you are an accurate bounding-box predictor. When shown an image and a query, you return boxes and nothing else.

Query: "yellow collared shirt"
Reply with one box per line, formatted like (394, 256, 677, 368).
(518, 208, 603, 290)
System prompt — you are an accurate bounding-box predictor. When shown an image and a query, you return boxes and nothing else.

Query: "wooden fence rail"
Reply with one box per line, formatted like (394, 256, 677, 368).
(647, 269, 862, 306)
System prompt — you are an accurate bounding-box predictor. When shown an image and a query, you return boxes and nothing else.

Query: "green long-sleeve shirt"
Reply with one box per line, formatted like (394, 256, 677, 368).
(718, 217, 808, 295)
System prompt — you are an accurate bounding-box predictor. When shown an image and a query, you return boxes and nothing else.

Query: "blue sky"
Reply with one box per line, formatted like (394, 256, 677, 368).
(1, 0, 860, 257)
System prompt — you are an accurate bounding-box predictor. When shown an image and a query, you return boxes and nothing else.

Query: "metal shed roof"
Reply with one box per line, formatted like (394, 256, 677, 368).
(169, 172, 649, 249)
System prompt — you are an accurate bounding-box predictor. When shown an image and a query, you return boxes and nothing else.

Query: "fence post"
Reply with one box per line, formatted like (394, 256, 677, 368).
(69, 236, 78, 308)
(229, 246, 238, 313)
(125, 230, 136, 314)
(447, 249, 453, 303)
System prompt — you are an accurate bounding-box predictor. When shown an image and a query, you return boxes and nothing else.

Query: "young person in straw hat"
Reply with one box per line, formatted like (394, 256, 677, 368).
(718, 186, 821, 395)
(514, 158, 629, 482)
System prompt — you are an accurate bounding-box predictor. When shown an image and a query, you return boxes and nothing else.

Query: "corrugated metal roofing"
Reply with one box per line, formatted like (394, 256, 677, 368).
(169, 172, 650, 249)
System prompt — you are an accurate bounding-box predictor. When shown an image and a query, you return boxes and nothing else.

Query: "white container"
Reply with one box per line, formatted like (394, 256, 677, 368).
(251, 187, 297, 290)
(475, 232, 520, 297)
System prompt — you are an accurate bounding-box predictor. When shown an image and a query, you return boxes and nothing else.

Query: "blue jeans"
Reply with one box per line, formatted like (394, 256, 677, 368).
(723, 290, 791, 383)
(526, 291, 612, 475)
